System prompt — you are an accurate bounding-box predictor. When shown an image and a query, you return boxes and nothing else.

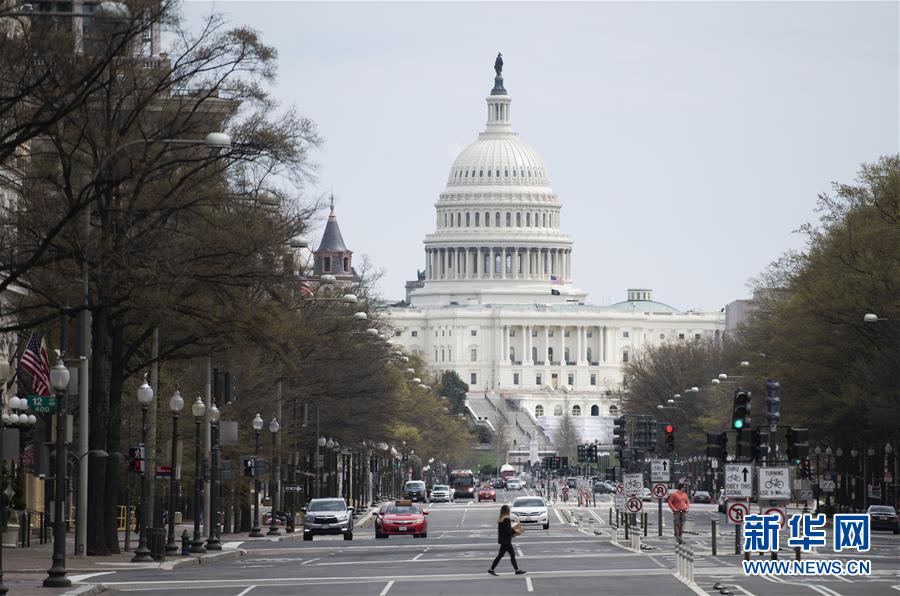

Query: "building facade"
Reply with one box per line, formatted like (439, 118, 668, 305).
(387, 62, 725, 455)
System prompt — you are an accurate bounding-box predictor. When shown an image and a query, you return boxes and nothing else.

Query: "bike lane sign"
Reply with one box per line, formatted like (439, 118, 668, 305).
(758, 467, 791, 500)
(623, 473, 643, 497)
(724, 464, 753, 498)
(614, 494, 626, 511)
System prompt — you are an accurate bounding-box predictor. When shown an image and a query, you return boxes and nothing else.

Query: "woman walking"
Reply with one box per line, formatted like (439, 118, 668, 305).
(488, 504, 526, 576)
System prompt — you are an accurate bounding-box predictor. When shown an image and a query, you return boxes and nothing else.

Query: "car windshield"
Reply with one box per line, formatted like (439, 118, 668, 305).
(513, 498, 545, 508)
(387, 505, 422, 515)
(405, 482, 425, 490)
(695, 491, 709, 496)
(868, 506, 895, 514)
(433, 485, 449, 491)
(307, 500, 346, 512)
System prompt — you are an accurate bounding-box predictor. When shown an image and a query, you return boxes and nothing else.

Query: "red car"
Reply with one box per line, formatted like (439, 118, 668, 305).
(375, 500, 429, 539)
(478, 486, 497, 502)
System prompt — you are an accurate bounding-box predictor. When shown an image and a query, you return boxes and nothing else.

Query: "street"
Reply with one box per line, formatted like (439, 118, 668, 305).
(72, 489, 900, 596)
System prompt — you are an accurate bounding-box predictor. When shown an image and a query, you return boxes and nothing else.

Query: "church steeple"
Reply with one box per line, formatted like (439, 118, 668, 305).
(313, 193, 354, 282)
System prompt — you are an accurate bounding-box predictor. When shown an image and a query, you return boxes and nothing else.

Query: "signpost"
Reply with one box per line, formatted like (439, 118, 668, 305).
(626, 496, 643, 513)
(25, 395, 57, 414)
(623, 473, 643, 497)
(283, 485, 303, 493)
(758, 467, 791, 501)
(614, 494, 625, 511)
(762, 505, 787, 529)
(727, 501, 749, 524)
(796, 479, 814, 501)
(724, 464, 753, 498)
(615, 483, 624, 495)
(650, 459, 671, 483)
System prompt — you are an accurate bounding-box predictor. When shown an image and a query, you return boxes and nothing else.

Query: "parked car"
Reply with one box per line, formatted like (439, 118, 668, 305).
(404, 480, 428, 503)
(692, 490, 712, 504)
(867, 505, 900, 534)
(491, 479, 505, 489)
(302, 498, 354, 541)
(506, 478, 524, 491)
(375, 500, 429, 539)
(510, 496, 549, 530)
(429, 484, 452, 503)
(478, 486, 497, 502)
(592, 481, 612, 494)
(566, 477, 578, 489)
(641, 487, 653, 501)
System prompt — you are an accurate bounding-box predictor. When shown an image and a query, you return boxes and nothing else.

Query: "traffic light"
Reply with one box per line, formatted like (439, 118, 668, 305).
(731, 389, 751, 430)
(561, 456, 569, 471)
(613, 416, 627, 449)
(664, 423, 675, 453)
(577, 444, 587, 463)
(787, 427, 809, 463)
(589, 444, 598, 464)
(605, 468, 616, 482)
(751, 428, 769, 462)
(764, 379, 780, 424)
(706, 432, 727, 459)
(800, 458, 812, 479)
(735, 428, 752, 460)
(649, 422, 658, 454)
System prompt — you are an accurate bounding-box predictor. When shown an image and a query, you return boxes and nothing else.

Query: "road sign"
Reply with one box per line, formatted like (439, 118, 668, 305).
(727, 501, 749, 524)
(615, 483, 624, 495)
(762, 506, 787, 528)
(868, 484, 881, 499)
(25, 395, 57, 414)
(155, 465, 172, 479)
(283, 485, 303, 493)
(796, 479, 813, 500)
(652, 483, 668, 499)
(614, 494, 626, 511)
(724, 464, 753, 498)
(758, 467, 791, 500)
(821, 479, 835, 493)
(650, 459, 671, 482)
(623, 473, 643, 497)
(626, 496, 643, 513)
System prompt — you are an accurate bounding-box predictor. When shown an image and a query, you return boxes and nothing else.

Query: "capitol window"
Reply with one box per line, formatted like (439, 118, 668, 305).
(506, 212, 511, 227)
(516, 212, 521, 227)
(470, 329, 477, 336)
(609, 406, 619, 417)
(568, 374, 574, 386)
(513, 373, 519, 385)
(513, 169, 517, 177)
(485, 211, 490, 226)
(509, 329, 515, 336)
(479, 169, 483, 177)
(553, 405, 563, 416)
(470, 348, 477, 362)
(572, 405, 581, 416)
(542, 213, 547, 227)
(590, 404, 599, 416)
(504, 169, 509, 177)
(532, 329, 538, 337)
(586, 330, 592, 338)
(470, 373, 477, 385)
(536, 374, 542, 385)
(496, 170, 500, 177)
(695, 333, 702, 340)
(466, 212, 470, 226)
(526, 212, 531, 226)
(394, 330, 401, 337)
(678, 333, 685, 340)
(622, 350, 629, 363)
(587, 347, 593, 362)
(495, 212, 500, 226)
(535, 405, 544, 417)
(623, 331, 630, 338)
(322, 256, 331, 272)
(411, 331, 418, 337)
(456, 213, 461, 227)
(659, 333, 665, 340)
(590, 374, 597, 386)
(475, 212, 480, 226)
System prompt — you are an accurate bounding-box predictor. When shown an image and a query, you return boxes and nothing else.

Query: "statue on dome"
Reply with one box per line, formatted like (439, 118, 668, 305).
(494, 52, 503, 76)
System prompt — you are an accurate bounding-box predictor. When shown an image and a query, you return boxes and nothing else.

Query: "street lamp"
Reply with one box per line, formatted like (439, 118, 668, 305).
(131, 375, 155, 562)
(164, 390, 184, 556)
(268, 418, 281, 536)
(863, 313, 887, 323)
(316, 435, 326, 498)
(250, 414, 264, 537)
(205, 404, 221, 550)
(189, 397, 206, 553)
(44, 355, 72, 585)
(0, 360, 9, 594)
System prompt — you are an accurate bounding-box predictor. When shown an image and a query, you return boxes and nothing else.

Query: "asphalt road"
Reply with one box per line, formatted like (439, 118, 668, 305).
(77, 489, 900, 596)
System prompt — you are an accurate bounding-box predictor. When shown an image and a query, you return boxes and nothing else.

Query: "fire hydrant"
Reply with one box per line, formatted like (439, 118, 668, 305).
(181, 529, 190, 555)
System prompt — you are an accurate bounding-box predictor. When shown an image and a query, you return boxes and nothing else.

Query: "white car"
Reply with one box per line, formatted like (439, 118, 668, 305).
(429, 484, 452, 503)
(510, 496, 549, 530)
(506, 479, 524, 491)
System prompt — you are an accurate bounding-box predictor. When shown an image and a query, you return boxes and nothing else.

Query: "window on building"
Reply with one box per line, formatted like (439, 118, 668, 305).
(470, 329, 477, 336)
(456, 213, 461, 227)
(553, 405, 563, 416)
(622, 350, 629, 363)
(586, 330, 592, 338)
(470, 373, 477, 385)
(568, 373, 574, 386)
(609, 406, 618, 417)
(509, 329, 515, 337)
(678, 333, 685, 340)
(587, 347, 593, 362)
(548, 347, 554, 362)
(485, 212, 490, 227)
(322, 256, 331, 272)
(411, 330, 418, 337)
(442, 330, 445, 336)
(564, 330, 570, 337)
(536, 374, 542, 385)
(549, 330, 554, 337)
(479, 170, 483, 177)
(495, 212, 500, 226)
(470, 348, 477, 362)
(659, 333, 665, 340)
(695, 333, 701, 340)
(506, 212, 511, 227)
(516, 212, 521, 227)
(343, 257, 349, 272)
(526, 212, 531, 226)
(475, 212, 480, 226)
(435, 350, 438, 360)
(532, 346, 538, 362)
(513, 373, 519, 385)
(394, 330, 401, 337)
(564, 347, 570, 362)
(441, 349, 445, 361)
(542, 213, 547, 227)
(572, 405, 581, 416)
(590, 374, 597, 386)
(535, 405, 544, 417)
(623, 331, 629, 338)
(590, 404, 599, 416)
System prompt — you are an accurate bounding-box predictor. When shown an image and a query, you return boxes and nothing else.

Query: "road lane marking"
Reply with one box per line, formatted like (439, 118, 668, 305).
(235, 587, 256, 596)
(223, 541, 244, 549)
(734, 586, 758, 596)
(412, 547, 429, 561)
(525, 577, 533, 591)
(379, 580, 394, 595)
(301, 557, 320, 565)
(69, 572, 116, 582)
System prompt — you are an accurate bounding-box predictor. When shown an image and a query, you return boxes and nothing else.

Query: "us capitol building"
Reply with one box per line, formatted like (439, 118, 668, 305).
(387, 57, 725, 466)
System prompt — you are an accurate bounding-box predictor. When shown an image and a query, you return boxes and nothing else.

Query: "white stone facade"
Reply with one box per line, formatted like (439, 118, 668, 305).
(387, 66, 725, 448)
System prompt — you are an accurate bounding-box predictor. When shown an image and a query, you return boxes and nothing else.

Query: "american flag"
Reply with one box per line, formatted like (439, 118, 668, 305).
(550, 275, 564, 286)
(20, 333, 50, 396)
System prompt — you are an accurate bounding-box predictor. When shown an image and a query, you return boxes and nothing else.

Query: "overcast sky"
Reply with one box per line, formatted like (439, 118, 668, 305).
(183, 1, 898, 310)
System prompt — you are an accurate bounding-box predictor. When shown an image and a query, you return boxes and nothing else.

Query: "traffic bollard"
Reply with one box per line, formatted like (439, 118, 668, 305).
(609, 508, 613, 527)
(658, 499, 663, 537)
(735, 521, 741, 555)
(643, 512, 648, 537)
(711, 520, 717, 556)
(795, 546, 801, 561)
(624, 514, 630, 540)
(676, 544, 683, 577)
(687, 549, 694, 583)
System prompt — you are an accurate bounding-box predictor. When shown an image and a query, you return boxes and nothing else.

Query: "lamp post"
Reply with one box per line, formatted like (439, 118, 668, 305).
(164, 390, 184, 556)
(316, 436, 326, 498)
(850, 447, 859, 510)
(205, 404, 221, 550)
(814, 446, 822, 512)
(250, 414, 264, 537)
(835, 447, 844, 511)
(866, 446, 875, 509)
(885, 443, 896, 508)
(824, 447, 833, 509)
(0, 359, 9, 595)
(189, 397, 206, 553)
(268, 418, 281, 536)
(43, 355, 72, 586)
(130, 375, 155, 562)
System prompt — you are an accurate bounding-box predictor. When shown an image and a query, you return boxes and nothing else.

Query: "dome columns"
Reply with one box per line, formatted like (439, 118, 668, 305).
(424, 245, 571, 282)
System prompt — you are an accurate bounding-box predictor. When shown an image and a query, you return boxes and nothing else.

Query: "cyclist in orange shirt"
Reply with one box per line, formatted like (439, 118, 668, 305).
(667, 484, 690, 544)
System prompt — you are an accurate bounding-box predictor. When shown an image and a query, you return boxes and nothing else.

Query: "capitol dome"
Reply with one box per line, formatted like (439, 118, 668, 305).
(447, 136, 550, 188)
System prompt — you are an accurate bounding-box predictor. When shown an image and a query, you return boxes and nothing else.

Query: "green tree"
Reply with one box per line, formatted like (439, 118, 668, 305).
(438, 370, 468, 416)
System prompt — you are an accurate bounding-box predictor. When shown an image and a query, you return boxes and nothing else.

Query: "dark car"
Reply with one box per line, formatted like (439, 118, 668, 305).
(867, 505, 900, 534)
(491, 479, 504, 489)
(692, 490, 712, 504)
(566, 477, 577, 489)
(593, 481, 612, 494)
(404, 480, 428, 503)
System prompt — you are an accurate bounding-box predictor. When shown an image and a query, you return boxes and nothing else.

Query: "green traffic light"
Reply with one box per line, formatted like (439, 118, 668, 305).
(734, 419, 744, 429)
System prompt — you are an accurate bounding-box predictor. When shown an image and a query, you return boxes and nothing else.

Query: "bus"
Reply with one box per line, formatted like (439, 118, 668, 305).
(450, 469, 476, 498)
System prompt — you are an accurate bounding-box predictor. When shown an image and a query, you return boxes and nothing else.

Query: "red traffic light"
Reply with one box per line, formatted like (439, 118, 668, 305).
(665, 424, 675, 433)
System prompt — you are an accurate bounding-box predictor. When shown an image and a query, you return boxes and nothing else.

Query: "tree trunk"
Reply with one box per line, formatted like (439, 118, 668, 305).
(103, 452, 124, 554)
(104, 321, 126, 554)
(87, 305, 110, 555)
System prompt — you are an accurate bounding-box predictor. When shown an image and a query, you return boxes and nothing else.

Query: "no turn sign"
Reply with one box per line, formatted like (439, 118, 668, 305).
(652, 483, 668, 499)
(727, 501, 749, 524)
(626, 496, 643, 513)
(763, 506, 787, 529)
(615, 483, 624, 495)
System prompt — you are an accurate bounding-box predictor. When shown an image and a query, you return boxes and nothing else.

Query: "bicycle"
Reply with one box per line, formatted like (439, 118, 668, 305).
(764, 478, 784, 490)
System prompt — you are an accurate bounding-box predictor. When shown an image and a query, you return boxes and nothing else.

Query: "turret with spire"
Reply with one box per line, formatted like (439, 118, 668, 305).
(312, 193, 357, 284)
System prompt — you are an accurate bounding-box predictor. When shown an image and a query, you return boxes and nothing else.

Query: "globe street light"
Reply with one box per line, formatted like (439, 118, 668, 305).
(267, 418, 281, 536)
(43, 355, 72, 587)
(205, 404, 221, 551)
(131, 375, 156, 563)
(164, 390, 184, 556)
(189, 397, 206, 553)
(250, 414, 264, 537)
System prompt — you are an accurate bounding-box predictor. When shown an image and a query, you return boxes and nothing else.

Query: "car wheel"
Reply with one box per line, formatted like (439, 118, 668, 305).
(343, 532, 353, 541)
(303, 533, 313, 541)
(543, 523, 550, 530)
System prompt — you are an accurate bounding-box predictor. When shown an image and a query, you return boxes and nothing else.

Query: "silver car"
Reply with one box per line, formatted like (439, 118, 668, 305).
(303, 498, 354, 541)
(429, 484, 452, 502)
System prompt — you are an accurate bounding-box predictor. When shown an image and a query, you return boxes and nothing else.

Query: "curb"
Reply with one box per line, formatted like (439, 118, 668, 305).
(162, 548, 245, 570)
(62, 583, 108, 596)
